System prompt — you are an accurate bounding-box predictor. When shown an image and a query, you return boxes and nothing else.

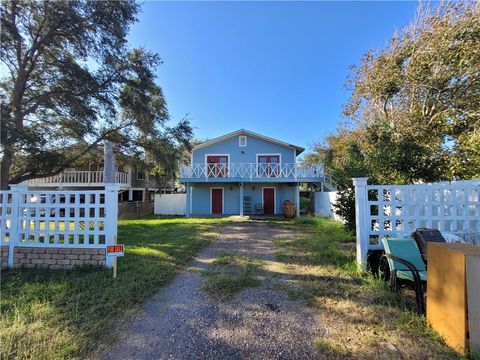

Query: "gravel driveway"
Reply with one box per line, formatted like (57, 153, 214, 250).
(101, 221, 324, 360)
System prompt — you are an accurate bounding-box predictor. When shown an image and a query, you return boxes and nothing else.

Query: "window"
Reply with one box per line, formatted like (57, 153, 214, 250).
(239, 135, 247, 147)
(257, 155, 280, 177)
(137, 171, 145, 180)
(206, 155, 229, 177)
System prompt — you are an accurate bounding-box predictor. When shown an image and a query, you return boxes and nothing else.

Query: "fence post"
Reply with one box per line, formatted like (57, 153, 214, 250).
(7, 184, 27, 268)
(352, 177, 369, 270)
(104, 184, 119, 268)
(185, 184, 191, 217)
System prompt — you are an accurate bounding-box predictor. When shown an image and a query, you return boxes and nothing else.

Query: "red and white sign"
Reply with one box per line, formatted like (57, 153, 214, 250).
(107, 245, 124, 257)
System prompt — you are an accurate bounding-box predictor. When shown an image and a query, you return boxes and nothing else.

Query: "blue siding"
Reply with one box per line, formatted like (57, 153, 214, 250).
(190, 182, 296, 215)
(192, 135, 296, 165)
(191, 184, 240, 215)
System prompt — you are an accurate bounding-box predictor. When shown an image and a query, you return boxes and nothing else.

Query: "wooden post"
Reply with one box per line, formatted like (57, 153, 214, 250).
(112, 235, 118, 279)
(104, 141, 116, 184)
(353, 177, 369, 270)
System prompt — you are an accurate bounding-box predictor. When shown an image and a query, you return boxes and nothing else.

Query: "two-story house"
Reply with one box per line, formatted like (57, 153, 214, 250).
(179, 129, 324, 217)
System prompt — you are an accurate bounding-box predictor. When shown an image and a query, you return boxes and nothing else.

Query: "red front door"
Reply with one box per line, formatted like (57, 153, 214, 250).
(263, 188, 275, 215)
(211, 188, 223, 214)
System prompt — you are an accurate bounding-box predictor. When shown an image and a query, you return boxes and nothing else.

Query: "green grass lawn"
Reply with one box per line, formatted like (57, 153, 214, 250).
(268, 216, 463, 359)
(0, 216, 229, 360)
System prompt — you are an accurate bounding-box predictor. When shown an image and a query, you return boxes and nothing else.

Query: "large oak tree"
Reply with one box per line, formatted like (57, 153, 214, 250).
(0, 0, 192, 189)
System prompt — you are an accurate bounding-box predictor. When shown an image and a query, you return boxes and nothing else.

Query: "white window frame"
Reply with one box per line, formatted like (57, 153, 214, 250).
(239, 135, 247, 147)
(256, 153, 282, 177)
(262, 186, 276, 215)
(210, 187, 224, 215)
(205, 154, 230, 177)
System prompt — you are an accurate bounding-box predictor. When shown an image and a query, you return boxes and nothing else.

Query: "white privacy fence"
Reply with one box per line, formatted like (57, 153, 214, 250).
(0, 184, 119, 267)
(353, 178, 480, 268)
(154, 193, 186, 215)
(314, 191, 343, 222)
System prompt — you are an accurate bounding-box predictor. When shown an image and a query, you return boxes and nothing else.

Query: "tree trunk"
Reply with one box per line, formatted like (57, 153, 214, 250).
(0, 149, 13, 189)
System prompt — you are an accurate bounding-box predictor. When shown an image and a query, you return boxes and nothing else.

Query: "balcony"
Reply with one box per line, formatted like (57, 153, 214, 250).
(180, 163, 324, 183)
(23, 171, 129, 188)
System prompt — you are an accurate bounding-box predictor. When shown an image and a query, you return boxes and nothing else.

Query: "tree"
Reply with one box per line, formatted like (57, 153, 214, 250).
(304, 1, 480, 230)
(0, 0, 192, 189)
(343, 1, 479, 182)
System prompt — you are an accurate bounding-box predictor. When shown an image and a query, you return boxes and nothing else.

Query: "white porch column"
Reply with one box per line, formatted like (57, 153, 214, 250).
(185, 184, 191, 217)
(239, 183, 244, 216)
(295, 184, 300, 217)
(353, 177, 369, 270)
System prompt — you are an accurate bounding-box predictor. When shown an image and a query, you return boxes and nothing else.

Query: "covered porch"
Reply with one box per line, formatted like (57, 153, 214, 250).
(184, 182, 301, 217)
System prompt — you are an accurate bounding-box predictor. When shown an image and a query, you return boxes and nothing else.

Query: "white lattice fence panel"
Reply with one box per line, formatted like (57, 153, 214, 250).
(0, 186, 119, 267)
(0, 192, 13, 246)
(15, 190, 108, 247)
(354, 178, 480, 267)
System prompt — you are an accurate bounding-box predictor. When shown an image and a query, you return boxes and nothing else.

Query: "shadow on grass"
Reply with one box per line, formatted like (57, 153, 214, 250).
(0, 217, 227, 359)
(260, 216, 461, 359)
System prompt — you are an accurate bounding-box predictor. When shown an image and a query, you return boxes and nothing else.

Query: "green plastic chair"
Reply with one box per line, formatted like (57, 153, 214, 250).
(381, 238, 427, 313)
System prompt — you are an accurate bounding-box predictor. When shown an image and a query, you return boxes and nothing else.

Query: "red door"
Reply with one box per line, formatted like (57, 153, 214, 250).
(211, 188, 223, 214)
(263, 188, 275, 215)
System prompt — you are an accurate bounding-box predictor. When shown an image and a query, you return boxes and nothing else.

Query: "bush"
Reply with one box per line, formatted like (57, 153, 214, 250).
(332, 187, 356, 233)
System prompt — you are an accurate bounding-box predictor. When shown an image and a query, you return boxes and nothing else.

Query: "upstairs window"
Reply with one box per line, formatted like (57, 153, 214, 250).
(257, 155, 280, 177)
(239, 135, 247, 147)
(137, 171, 145, 180)
(206, 155, 229, 177)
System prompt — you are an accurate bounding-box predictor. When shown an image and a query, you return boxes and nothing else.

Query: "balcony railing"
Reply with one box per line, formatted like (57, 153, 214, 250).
(180, 163, 324, 181)
(24, 171, 129, 186)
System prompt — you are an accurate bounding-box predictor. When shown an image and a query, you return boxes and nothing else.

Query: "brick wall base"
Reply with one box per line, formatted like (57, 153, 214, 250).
(1, 247, 8, 268)
(0, 246, 106, 269)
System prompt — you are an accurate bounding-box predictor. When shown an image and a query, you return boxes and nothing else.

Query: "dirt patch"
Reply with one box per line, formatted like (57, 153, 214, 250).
(100, 221, 324, 359)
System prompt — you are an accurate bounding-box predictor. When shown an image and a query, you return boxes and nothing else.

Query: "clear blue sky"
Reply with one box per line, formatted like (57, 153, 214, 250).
(128, 1, 419, 151)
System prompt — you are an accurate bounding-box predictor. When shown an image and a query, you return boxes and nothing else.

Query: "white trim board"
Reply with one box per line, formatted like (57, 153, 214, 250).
(262, 186, 276, 215)
(210, 187, 224, 215)
(256, 153, 282, 165)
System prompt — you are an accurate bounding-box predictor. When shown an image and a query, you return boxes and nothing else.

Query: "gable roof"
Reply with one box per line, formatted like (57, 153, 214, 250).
(193, 129, 305, 155)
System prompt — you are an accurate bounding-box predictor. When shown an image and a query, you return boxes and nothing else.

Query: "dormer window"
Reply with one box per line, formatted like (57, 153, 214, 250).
(239, 135, 247, 147)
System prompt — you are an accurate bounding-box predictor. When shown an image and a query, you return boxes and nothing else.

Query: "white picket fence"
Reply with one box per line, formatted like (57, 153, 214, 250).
(353, 178, 480, 268)
(0, 184, 119, 267)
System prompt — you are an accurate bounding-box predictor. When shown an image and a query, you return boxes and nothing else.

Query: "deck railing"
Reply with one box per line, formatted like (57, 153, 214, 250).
(180, 163, 324, 180)
(24, 171, 129, 186)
